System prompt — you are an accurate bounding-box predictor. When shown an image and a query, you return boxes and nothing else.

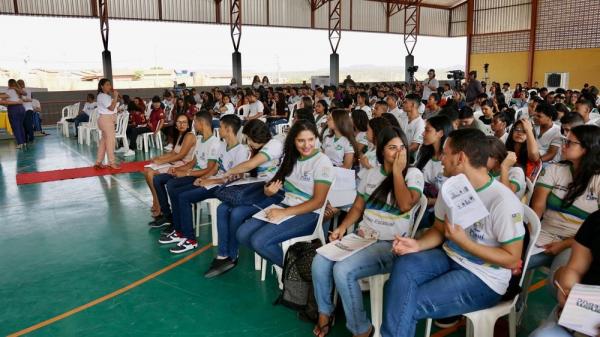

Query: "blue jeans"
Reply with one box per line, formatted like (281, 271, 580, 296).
(236, 206, 319, 267)
(381, 249, 502, 337)
(32, 111, 42, 131)
(153, 174, 195, 218)
(313, 241, 396, 335)
(528, 306, 573, 337)
(217, 194, 283, 259)
(173, 185, 216, 241)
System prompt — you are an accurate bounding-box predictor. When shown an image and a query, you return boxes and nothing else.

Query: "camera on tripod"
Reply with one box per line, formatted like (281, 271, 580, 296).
(447, 70, 465, 89)
(407, 66, 419, 73)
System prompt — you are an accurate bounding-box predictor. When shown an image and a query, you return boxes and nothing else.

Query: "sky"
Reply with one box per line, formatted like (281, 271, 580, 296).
(0, 15, 466, 74)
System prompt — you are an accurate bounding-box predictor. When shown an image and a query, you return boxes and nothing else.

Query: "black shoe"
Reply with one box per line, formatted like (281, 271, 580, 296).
(160, 224, 175, 235)
(434, 316, 461, 328)
(148, 215, 172, 228)
(204, 258, 238, 278)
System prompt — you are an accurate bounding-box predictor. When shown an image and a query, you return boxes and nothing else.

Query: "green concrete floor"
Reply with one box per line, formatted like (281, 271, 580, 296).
(0, 131, 555, 337)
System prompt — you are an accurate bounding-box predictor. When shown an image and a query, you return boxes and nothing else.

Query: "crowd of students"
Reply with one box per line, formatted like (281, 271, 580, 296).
(63, 73, 600, 336)
(0, 79, 47, 149)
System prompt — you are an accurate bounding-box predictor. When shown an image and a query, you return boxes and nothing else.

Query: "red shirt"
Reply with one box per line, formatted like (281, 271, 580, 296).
(130, 111, 147, 127)
(185, 105, 198, 121)
(149, 107, 165, 132)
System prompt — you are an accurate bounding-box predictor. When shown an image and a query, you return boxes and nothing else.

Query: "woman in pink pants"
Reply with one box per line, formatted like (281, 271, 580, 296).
(95, 78, 121, 170)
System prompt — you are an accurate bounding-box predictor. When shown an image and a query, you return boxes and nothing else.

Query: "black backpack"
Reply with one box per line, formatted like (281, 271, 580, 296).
(274, 239, 322, 323)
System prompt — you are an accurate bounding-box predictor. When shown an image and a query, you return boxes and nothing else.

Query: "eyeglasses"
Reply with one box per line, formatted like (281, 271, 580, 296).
(176, 121, 189, 125)
(562, 138, 581, 148)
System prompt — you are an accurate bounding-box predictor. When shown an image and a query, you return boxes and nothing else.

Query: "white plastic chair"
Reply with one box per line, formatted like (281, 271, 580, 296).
(368, 194, 428, 337)
(78, 109, 99, 145)
(113, 112, 130, 150)
(525, 177, 534, 205)
(139, 130, 163, 153)
(192, 198, 221, 246)
(423, 205, 541, 337)
(57, 103, 79, 136)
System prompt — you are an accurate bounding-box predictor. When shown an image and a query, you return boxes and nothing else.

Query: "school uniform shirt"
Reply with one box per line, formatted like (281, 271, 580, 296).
(358, 146, 379, 180)
(217, 142, 250, 175)
(221, 102, 235, 116)
(406, 116, 425, 145)
(321, 135, 355, 167)
(97, 93, 115, 115)
(194, 134, 221, 170)
(257, 138, 284, 181)
(535, 163, 600, 243)
(435, 178, 526, 295)
(5, 89, 20, 101)
(248, 100, 264, 119)
(422, 158, 446, 197)
(357, 167, 424, 241)
(356, 131, 369, 147)
(282, 151, 334, 207)
(575, 210, 600, 285)
(21, 88, 33, 111)
(83, 102, 97, 116)
(491, 168, 526, 199)
(130, 112, 148, 127)
(535, 124, 562, 161)
(148, 108, 165, 132)
(315, 114, 328, 134)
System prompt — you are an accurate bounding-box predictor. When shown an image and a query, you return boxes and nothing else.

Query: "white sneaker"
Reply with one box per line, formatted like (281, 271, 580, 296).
(163, 144, 173, 151)
(115, 147, 127, 153)
(123, 149, 135, 157)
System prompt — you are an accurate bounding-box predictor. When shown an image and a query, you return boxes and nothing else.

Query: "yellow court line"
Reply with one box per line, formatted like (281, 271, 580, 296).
(528, 279, 547, 292)
(8, 243, 212, 337)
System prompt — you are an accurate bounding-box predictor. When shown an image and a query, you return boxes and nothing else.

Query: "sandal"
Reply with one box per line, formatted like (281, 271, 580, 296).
(108, 163, 121, 170)
(93, 162, 107, 169)
(313, 315, 334, 337)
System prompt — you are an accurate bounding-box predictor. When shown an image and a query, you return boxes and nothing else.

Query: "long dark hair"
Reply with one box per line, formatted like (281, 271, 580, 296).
(505, 119, 536, 174)
(326, 109, 360, 156)
(242, 119, 272, 154)
(97, 78, 110, 94)
(561, 125, 600, 207)
(368, 117, 391, 147)
(351, 109, 369, 133)
(367, 126, 410, 207)
(415, 115, 453, 170)
(174, 114, 192, 146)
(270, 120, 320, 184)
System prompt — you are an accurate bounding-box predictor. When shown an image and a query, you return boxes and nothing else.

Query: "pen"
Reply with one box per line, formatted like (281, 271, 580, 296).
(554, 280, 567, 297)
(252, 204, 265, 212)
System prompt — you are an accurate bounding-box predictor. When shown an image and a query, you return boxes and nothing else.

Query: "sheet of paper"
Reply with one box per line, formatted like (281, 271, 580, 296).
(329, 189, 357, 208)
(143, 163, 171, 171)
(440, 173, 489, 229)
(251, 204, 294, 225)
(316, 234, 377, 262)
(332, 167, 356, 191)
(559, 283, 600, 336)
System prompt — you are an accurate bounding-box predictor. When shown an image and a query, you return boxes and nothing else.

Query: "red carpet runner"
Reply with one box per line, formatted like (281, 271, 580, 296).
(16, 161, 151, 185)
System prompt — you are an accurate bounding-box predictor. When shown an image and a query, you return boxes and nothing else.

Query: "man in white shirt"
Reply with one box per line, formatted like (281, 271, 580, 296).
(17, 80, 35, 143)
(421, 69, 439, 103)
(576, 99, 599, 125)
(402, 94, 425, 154)
(246, 91, 264, 121)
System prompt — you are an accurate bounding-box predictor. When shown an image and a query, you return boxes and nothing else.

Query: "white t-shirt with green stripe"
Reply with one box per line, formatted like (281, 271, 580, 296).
(357, 167, 424, 241)
(535, 163, 600, 242)
(435, 177, 525, 295)
(257, 138, 284, 181)
(491, 167, 526, 199)
(282, 151, 334, 207)
(194, 134, 221, 170)
(422, 158, 446, 195)
(217, 142, 250, 175)
(322, 135, 354, 167)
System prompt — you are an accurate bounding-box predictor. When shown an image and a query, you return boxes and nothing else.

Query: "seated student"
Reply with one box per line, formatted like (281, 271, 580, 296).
(358, 117, 391, 176)
(236, 120, 333, 268)
(528, 210, 600, 337)
(204, 119, 284, 277)
(314, 100, 329, 134)
(372, 100, 387, 119)
(401, 94, 426, 155)
(422, 93, 441, 120)
(478, 100, 494, 125)
(381, 128, 525, 337)
(312, 126, 423, 337)
(354, 92, 372, 118)
(159, 115, 249, 254)
(486, 136, 526, 199)
(322, 109, 359, 169)
(352, 109, 370, 154)
(505, 118, 541, 180)
(125, 101, 150, 156)
(491, 110, 513, 143)
(149, 110, 220, 229)
(559, 111, 584, 137)
(528, 125, 600, 275)
(533, 102, 562, 163)
(144, 114, 196, 218)
(31, 98, 47, 135)
(415, 115, 453, 209)
(459, 106, 493, 136)
(67, 93, 96, 137)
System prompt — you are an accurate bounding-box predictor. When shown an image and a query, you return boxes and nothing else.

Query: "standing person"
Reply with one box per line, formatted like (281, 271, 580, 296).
(94, 79, 120, 169)
(17, 80, 35, 144)
(382, 128, 525, 337)
(465, 71, 484, 105)
(421, 69, 439, 104)
(2, 79, 26, 149)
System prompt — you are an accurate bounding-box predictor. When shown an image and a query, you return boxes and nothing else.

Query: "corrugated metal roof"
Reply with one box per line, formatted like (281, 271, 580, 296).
(473, 0, 531, 34)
